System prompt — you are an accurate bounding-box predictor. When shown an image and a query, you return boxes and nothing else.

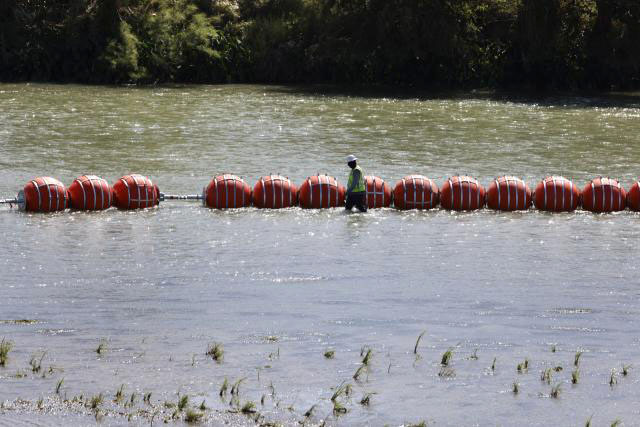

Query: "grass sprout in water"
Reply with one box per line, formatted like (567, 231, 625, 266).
(331, 382, 347, 402)
(414, 331, 426, 355)
(572, 369, 580, 384)
(95, 340, 107, 355)
(362, 348, 373, 366)
(360, 392, 375, 406)
(517, 358, 529, 373)
(0, 338, 13, 366)
(550, 383, 562, 399)
(440, 348, 453, 366)
(206, 342, 224, 362)
(622, 364, 631, 376)
(89, 393, 103, 410)
(219, 378, 229, 397)
(184, 409, 203, 423)
(303, 404, 316, 418)
(610, 370, 617, 387)
(241, 401, 256, 414)
(574, 351, 583, 367)
(29, 351, 46, 373)
(231, 378, 246, 396)
(324, 349, 335, 359)
(114, 384, 125, 403)
(178, 394, 189, 411)
(353, 364, 367, 381)
(55, 378, 64, 394)
(333, 400, 347, 416)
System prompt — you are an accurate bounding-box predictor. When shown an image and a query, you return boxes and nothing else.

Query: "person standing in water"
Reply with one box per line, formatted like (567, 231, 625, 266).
(345, 154, 367, 212)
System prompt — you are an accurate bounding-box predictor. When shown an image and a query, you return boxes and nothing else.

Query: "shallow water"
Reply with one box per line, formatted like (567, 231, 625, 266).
(1, 84, 640, 426)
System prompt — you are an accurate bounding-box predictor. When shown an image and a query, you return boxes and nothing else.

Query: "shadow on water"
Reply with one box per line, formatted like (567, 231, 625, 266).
(266, 84, 640, 109)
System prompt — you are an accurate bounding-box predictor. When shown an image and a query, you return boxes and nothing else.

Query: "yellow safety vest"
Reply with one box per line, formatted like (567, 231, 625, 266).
(348, 165, 366, 193)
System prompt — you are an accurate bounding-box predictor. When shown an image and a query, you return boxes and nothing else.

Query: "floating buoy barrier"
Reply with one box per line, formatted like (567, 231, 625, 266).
(582, 177, 626, 213)
(253, 175, 297, 209)
(533, 176, 579, 212)
(203, 174, 251, 209)
(365, 176, 392, 208)
(21, 177, 69, 213)
(68, 175, 112, 211)
(3, 171, 640, 214)
(627, 181, 640, 211)
(441, 176, 485, 211)
(112, 174, 160, 210)
(393, 175, 438, 210)
(486, 176, 532, 211)
(298, 175, 345, 209)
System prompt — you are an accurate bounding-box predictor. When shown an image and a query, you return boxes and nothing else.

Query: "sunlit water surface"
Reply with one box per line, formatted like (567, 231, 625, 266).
(1, 84, 640, 426)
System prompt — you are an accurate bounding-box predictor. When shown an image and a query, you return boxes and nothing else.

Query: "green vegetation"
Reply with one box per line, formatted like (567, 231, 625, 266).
(441, 348, 453, 366)
(206, 342, 224, 362)
(185, 409, 203, 423)
(1, 0, 639, 90)
(572, 368, 580, 384)
(0, 338, 13, 366)
(414, 331, 426, 355)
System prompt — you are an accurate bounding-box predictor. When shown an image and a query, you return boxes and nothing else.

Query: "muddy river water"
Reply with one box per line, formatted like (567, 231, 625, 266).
(1, 84, 639, 426)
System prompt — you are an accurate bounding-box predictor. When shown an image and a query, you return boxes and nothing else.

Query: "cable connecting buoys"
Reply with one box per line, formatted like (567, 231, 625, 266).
(298, 175, 345, 208)
(393, 175, 438, 210)
(486, 176, 532, 211)
(626, 181, 640, 211)
(253, 175, 297, 209)
(22, 177, 68, 212)
(365, 176, 392, 208)
(533, 176, 580, 212)
(68, 175, 112, 211)
(6, 171, 640, 215)
(112, 174, 160, 210)
(582, 177, 626, 213)
(203, 174, 251, 209)
(441, 176, 485, 211)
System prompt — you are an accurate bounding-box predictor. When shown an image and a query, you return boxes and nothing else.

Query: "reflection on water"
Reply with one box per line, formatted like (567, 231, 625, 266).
(1, 84, 640, 426)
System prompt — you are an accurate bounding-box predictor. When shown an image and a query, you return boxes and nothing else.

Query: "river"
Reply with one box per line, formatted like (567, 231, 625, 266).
(0, 84, 639, 426)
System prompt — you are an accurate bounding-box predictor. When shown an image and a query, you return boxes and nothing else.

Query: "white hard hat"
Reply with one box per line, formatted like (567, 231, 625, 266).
(346, 154, 357, 163)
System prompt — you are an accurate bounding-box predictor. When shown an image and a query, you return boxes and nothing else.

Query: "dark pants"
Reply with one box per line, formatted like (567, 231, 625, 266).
(345, 192, 367, 212)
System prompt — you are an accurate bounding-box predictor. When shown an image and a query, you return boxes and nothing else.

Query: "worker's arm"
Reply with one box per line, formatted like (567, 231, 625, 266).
(347, 169, 360, 194)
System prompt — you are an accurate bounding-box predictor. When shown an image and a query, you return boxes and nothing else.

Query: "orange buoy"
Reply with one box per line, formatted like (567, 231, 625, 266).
(365, 176, 392, 208)
(253, 175, 297, 208)
(393, 175, 438, 210)
(22, 177, 68, 212)
(112, 174, 160, 210)
(486, 176, 532, 211)
(581, 177, 626, 212)
(440, 176, 485, 210)
(533, 176, 579, 212)
(627, 181, 640, 211)
(298, 175, 345, 208)
(203, 174, 251, 209)
(68, 175, 112, 211)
